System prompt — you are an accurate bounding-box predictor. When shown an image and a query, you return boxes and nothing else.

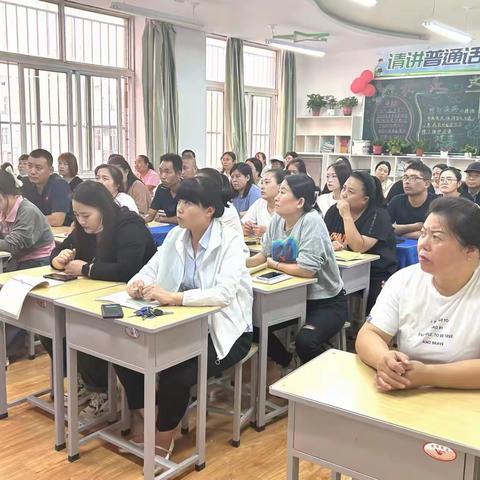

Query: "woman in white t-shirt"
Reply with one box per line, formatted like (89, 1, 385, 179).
(242, 169, 286, 238)
(95, 164, 139, 214)
(316, 163, 351, 217)
(356, 197, 480, 391)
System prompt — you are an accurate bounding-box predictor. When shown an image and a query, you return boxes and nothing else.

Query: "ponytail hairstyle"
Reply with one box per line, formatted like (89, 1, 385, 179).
(284, 174, 316, 213)
(137, 154, 154, 170)
(351, 171, 386, 208)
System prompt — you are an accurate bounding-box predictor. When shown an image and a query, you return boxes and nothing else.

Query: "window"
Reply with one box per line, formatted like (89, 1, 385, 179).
(0, 1, 132, 172)
(205, 37, 277, 167)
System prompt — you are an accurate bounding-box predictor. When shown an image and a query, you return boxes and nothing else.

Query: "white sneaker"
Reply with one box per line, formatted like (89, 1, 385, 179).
(64, 375, 90, 407)
(79, 392, 109, 422)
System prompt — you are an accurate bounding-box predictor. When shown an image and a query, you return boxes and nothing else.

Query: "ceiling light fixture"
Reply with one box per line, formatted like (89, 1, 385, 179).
(422, 19, 472, 44)
(349, 0, 377, 7)
(110, 2, 204, 30)
(265, 38, 326, 57)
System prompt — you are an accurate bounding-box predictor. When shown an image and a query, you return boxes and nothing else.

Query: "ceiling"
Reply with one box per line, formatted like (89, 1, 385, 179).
(88, 0, 480, 53)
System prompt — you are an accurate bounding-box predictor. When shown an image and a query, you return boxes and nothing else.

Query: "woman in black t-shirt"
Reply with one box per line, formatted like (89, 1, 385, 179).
(324, 171, 398, 313)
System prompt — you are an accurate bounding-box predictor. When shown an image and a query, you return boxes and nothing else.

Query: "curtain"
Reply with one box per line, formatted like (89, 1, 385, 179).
(224, 38, 248, 162)
(276, 51, 296, 156)
(142, 20, 178, 167)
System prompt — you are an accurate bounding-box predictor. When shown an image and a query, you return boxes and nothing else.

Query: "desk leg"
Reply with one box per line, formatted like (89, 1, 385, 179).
(361, 265, 371, 322)
(0, 322, 7, 419)
(107, 362, 117, 423)
(143, 335, 156, 480)
(287, 403, 299, 480)
(255, 317, 268, 432)
(67, 344, 79, 462)
(195, 317, 208, 471)
(53, 306, 66, 450)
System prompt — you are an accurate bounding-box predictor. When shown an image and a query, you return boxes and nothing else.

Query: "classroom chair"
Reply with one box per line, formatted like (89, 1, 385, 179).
(181, 343, 258, 447)
(330, 322, 350, 352)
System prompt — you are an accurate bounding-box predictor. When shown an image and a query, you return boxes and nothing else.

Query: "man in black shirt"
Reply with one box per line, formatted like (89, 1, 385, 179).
(460, 162, 480, 206)
(22, 148, 73, 227)
(387, 161, 436, 239)
(144, 153, 182, 224)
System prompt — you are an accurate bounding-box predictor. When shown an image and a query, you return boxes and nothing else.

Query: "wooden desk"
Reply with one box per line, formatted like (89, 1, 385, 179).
(51, 226, 72, 245)
(56, 285, 220, 480)
(337, 253, 379, 321)
(0, 266, 122, 450)
(251, 269, 317, 431)
(271, 349, 480, 480)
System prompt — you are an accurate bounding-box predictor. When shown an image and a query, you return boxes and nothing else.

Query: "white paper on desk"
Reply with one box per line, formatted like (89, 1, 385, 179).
(0, 274, 55, 319)
(97, 290, 159, 309)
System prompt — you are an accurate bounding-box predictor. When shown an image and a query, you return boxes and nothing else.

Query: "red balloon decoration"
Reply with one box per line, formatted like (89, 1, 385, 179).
(350, 69, 376, 97)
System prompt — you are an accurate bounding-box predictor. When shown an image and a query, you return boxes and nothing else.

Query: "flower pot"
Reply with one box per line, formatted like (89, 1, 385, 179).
(440, 150, 449, 158)
(465, 152, 472, 158)
(326, 108, 336, 116)
(312, 107, 321, 116)
(342, 106, 353, 116)
(415, 148, 424, 156)
(372, 145, 383, 155)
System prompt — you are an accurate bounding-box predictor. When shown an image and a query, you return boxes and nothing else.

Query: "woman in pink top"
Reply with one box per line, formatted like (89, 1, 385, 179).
(134, 155, 160, 194)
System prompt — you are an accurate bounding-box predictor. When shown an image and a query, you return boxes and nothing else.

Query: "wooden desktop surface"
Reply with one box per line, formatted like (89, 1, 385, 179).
(56, 284, 221, 334)
(271, 349, 480, 453)
(335, 253, 380, 268)
(251, 268, 317, 294)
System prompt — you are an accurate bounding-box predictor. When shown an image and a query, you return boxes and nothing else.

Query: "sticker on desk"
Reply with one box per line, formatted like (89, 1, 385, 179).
(125, 327, 140, 339)
(423, 443, 457, 462)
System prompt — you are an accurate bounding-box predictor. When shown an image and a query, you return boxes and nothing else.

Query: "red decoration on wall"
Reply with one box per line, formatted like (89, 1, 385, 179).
(350, 69, 376, 97)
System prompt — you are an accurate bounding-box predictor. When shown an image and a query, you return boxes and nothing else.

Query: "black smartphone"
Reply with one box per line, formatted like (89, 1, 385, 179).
(101, 303, 124, 319)
(257, 271, 283, 280)
(44, 273, 78, 282)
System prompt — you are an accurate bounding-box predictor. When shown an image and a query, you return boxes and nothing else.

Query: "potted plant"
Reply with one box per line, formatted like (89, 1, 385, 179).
(440, 145, 452, 157)
(463, 144, 477, 158)
(306, 94, 327, 116)
(325, 96, 337, 116)
(415, 140, 427, 157)
(401, 140, 413, 155)
(386, 138, 403, 156)
(372, 140, 383, 155)
(337, 96, 359, 116)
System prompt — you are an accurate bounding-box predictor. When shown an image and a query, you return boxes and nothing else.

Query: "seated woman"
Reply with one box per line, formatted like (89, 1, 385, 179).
(242, 169, 286, 238)
(58, 152, 83, 192)
(116, 176, 253, 457)
(45, 181, 156, 421)
(247, 174, 347, 367)
(246, 157, 263, 185)
(0, 167, 55, 361)
(95, 164, 139, 213)
(108, 154, 151, 215)
(219, 151, 236, 179)
(356, 197, 480, 391)
(431, 163, 448, 195)
(316, 162, 351, 217)
(324, 172, 398, 313)
(439, 167, 474, 201)
(134, 154, 160, 194)
(230, 163, 261, 217)
(374, 160, 393, 197)
(286, 158, 307, 175)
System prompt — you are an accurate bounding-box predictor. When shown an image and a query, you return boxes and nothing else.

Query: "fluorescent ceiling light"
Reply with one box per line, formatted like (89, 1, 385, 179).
(265, 39, 326, 57)
(110, 2, 204, 30)
(422, 19, 472, 44)
(349, 0, 377, 7)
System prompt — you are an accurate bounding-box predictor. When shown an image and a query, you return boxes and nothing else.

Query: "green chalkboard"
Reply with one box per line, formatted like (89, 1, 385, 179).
(363, 75, 480, 152)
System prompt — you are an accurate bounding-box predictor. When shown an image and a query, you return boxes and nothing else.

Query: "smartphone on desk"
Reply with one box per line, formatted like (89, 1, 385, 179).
(254, 271, 291, 285)
(43, 273, 78, 282)
(101, 303, 124, 319)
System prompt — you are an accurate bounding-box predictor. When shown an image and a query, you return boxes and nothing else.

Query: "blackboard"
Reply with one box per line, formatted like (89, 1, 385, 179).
(363, 75, 480, 152)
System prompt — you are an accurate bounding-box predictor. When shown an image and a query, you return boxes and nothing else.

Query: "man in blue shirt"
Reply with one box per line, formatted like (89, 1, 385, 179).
(22, 148, 73, 227)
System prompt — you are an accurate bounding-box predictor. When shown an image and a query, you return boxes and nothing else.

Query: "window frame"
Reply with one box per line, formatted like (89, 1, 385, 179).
(0, 0, 135, 174)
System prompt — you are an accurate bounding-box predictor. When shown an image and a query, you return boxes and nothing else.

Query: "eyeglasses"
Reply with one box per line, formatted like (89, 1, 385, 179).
(402, 175, 425, 182)
(439, 177, 457, 184)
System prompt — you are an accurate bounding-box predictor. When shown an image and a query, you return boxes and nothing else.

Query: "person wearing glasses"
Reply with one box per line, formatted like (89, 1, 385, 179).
(460, 162, 480, 206)
(387, 161, 436, 239)
(438, 167, 474, 201)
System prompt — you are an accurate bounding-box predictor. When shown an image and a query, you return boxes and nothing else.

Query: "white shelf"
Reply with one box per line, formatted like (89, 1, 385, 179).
(297, 115, 360, 120)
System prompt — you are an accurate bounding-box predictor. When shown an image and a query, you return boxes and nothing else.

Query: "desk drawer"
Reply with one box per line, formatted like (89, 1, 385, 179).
(294, 404, 465, 480)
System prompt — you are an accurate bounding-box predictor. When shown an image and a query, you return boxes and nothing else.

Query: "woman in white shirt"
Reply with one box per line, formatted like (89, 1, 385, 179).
(356, 197, 480, 391)
(116, 176, 253, 458)
(374, 160, 394, 197)
(242, 169, 286, 238)
(316, 162, 351, 216)
(95, 164, 139, 214)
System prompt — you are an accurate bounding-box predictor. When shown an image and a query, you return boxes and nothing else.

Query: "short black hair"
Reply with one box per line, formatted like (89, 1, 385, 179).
(263, 168, 286, 185)
(433, 163, 448, 172)
(246, 157, 263, 177)
(440, 166, 462, 182)
(285, 151, 298, 159)
(0, 167, 20, 195)
(428, 197, 480, 250)
(160, 153, 182, 173)
(182, 149, 196, 159)
(29, 148, 53, 167)
(375, 160, 391, 175)
(231, 162, 254, 198)
(351, 171, 386, 207)
(285, 174, 316, 213)
(406, 160, 432, 181)
(287, 158, 307, 174)
(197, 167, 233, 206)
(176, 177, 225, 218)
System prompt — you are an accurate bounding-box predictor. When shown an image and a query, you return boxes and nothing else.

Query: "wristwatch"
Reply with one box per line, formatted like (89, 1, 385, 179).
(81, 263, 90, 276)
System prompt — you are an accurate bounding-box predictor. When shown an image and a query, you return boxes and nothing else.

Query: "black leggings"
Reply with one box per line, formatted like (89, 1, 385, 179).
(115, 332, 253, 431)
(367, 276, 388, 315)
